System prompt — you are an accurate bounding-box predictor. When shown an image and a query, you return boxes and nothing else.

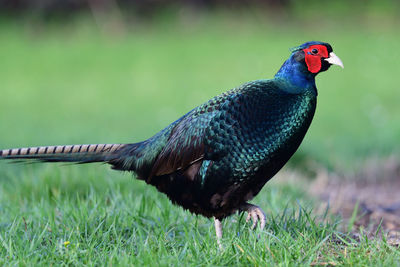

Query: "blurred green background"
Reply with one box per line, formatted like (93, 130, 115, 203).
(1, 0, 399, 170)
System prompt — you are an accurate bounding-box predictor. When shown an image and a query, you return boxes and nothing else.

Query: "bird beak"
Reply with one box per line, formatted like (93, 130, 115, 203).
(324, 52, 344, 68)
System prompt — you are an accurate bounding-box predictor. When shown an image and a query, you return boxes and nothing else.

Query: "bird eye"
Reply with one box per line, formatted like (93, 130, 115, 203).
(311, 48, 318, 54)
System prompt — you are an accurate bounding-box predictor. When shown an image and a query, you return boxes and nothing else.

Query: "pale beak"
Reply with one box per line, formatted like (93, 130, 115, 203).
(324, 52, 344, 68)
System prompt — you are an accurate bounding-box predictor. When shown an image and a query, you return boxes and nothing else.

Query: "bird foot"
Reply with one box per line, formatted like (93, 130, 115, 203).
(240, 203, 266, 230)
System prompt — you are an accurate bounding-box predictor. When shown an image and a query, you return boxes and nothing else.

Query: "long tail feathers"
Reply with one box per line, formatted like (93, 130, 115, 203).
(0, 144, 128, 164)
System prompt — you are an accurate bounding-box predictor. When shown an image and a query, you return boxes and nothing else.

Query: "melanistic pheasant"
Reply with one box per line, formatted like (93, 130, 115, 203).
(0, 41, 343, 246)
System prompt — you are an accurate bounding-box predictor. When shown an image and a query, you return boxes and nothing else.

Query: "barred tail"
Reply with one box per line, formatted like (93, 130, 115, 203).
(0, 144, 128, 164)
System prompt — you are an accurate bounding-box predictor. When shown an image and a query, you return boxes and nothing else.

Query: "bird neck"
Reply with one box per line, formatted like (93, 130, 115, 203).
(274, 56, 317, 95)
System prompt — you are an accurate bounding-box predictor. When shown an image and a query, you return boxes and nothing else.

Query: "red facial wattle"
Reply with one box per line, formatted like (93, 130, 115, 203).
(303, 45, 329, 73)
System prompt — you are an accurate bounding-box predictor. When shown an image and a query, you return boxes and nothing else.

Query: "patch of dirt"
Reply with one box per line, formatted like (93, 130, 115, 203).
(308, 155, 400, 246)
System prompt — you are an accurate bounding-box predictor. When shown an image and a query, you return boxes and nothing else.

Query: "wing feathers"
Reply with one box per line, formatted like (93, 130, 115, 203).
(149, 100, 223, 178)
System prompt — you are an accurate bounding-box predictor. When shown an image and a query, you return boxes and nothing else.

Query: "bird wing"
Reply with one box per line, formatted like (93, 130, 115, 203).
(149, 91, 232, 178)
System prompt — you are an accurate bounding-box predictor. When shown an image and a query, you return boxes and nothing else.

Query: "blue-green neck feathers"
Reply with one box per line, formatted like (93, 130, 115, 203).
(274, 53, 316, 94)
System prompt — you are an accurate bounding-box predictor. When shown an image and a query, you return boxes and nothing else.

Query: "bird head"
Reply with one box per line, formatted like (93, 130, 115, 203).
(291, 41, 344, 74)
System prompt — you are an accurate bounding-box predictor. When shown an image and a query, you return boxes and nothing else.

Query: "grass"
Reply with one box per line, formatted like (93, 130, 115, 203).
(1, 165, 399, 265)
(1, 10, 400, 265)
(1, 167, 399, 265)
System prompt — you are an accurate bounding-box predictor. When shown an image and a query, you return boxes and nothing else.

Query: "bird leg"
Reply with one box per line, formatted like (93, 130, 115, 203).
(240, 203, 266, 230)
(214, 217, 223, 249)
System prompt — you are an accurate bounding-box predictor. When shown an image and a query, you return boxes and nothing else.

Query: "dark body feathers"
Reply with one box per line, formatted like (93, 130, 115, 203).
(110, 79, 317, 219)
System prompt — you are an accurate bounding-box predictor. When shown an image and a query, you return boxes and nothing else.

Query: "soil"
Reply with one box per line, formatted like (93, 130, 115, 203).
(307, 155, 400, 246)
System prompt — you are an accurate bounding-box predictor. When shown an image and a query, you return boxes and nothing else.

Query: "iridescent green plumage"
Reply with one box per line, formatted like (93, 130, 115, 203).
(111, 78, 317, 219)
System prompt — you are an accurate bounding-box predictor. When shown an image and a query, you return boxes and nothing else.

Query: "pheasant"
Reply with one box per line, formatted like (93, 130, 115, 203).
(0, 41, 343, 246)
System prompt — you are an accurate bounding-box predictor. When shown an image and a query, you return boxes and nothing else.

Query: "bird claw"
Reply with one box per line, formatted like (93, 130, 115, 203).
(241, 203, 266, 230)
